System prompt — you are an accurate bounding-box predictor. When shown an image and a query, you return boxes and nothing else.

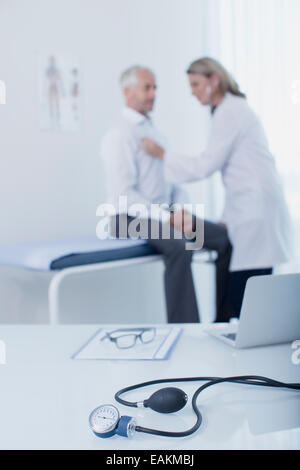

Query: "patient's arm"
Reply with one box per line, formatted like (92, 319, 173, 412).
(101, 129, 170, 222)
(170, 185, 189, 206)
(101, 129, 150, 208)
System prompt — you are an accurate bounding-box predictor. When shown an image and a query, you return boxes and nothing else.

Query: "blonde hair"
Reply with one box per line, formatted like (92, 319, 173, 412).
(187, 57, 246, 99)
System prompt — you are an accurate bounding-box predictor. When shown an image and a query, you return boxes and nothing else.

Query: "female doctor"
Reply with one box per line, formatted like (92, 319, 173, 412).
(142, 57, 292, 320)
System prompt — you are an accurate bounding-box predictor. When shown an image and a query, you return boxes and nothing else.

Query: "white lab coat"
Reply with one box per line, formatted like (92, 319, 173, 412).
(165, 93, 293, 271)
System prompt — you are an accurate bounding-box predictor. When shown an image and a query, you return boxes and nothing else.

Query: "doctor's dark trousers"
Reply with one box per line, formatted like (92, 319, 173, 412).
(111, 215, 232, 324)
(227, 268, 273, 320)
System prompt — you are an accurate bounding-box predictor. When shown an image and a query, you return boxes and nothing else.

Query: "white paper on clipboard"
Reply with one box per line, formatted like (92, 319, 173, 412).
(72, 327, 183, 361)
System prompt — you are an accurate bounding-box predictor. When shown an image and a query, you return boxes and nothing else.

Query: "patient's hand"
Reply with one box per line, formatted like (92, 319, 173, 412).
(142, 137, 165, 160)
(170, 210, 194, 235)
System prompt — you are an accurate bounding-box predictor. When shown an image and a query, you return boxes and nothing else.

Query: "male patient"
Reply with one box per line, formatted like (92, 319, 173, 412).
(100, 65, 231, 324)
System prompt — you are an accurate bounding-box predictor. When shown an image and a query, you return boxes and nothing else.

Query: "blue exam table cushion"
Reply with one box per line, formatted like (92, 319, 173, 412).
(0, 236, 158, 271)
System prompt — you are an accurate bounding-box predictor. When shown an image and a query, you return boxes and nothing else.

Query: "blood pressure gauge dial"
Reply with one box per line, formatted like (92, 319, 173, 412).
(89, 405, 136, 439)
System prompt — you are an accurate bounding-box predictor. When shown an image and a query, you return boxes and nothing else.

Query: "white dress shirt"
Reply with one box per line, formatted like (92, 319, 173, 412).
(164, 93, 293, 271)
(101, 107, 187, 221)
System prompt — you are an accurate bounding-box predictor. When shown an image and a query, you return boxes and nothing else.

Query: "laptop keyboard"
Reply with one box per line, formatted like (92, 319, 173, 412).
(223, 333, 237, 341)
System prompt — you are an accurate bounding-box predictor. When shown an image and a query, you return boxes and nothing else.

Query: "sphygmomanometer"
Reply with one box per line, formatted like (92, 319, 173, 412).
(89, 375, 300, 439)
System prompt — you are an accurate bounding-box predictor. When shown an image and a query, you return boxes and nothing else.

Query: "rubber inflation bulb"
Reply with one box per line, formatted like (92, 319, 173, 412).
(144, 387, 188, 414)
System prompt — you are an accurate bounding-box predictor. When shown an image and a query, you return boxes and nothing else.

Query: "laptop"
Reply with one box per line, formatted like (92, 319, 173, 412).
(206, 273, 300, 348)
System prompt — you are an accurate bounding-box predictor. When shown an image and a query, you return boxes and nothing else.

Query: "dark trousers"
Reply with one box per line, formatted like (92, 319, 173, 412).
(226, 268, 273, 321)
(111, 215, 232, 324)
(201, 220, 232, 323)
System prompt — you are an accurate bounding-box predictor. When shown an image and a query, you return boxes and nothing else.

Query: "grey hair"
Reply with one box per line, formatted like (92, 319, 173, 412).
(120, 65, 155, 89)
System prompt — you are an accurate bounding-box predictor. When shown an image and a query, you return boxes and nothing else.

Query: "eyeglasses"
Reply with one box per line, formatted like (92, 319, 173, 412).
(100, 328, 156, 350)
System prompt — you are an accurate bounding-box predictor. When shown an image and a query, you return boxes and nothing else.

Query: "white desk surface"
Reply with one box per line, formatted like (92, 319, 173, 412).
(0, 324, 299, 450)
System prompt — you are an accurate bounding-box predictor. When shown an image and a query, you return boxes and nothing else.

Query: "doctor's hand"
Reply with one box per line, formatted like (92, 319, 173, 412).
(142, 137, 165, 160)
(170, 210, 194, 235)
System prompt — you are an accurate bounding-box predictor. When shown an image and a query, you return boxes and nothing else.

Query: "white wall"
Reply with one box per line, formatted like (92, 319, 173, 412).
(0, 0, 215, 323)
